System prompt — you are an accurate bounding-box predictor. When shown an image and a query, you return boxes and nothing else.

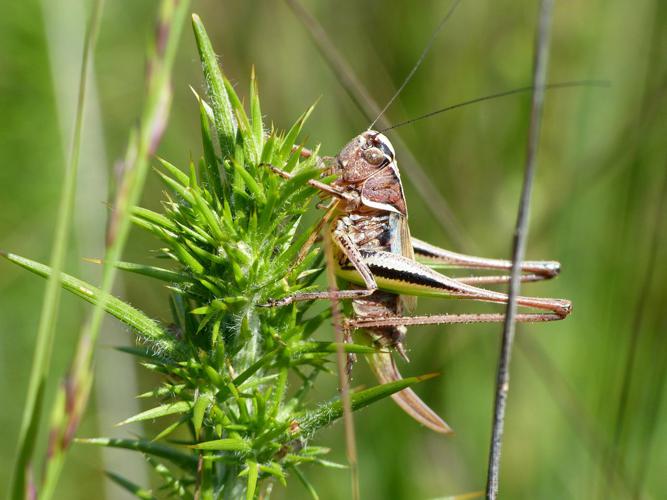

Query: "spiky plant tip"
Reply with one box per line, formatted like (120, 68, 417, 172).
(113, 20, 341, 494)
(88, 17, 436, 497)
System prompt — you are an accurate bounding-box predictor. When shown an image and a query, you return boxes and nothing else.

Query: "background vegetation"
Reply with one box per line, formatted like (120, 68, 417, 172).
(1, 0, 666, 498)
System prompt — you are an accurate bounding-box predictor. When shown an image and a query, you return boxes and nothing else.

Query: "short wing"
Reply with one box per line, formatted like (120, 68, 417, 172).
(389, 212, 417, 314)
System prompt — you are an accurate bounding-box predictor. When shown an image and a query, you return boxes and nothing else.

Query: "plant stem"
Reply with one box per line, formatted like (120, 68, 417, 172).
(485, 0, 554, 498)
(324, 231, 359, 500)
(9, 1, 105, 497)
(40, 2, 189, 498)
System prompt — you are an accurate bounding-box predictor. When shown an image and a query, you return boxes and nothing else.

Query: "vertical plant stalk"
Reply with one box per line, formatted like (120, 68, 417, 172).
(83, 0, 189, 387)
(9, 1, 105, 498)
(37, 2, 190, 498)
(610, 161, 667, 495)
(485, 1, 554, 498)
(41, 0, 148, 491)
(517, 335, 633, 493)
(324, 231, 360, 500)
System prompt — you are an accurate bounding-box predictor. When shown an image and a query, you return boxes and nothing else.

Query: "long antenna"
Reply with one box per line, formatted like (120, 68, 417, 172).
(381, 80, 610, 132)
(368, 0, 463, 130)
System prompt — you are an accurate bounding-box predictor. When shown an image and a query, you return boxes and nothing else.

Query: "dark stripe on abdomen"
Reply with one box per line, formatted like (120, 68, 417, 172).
(368, 263, 457, 292)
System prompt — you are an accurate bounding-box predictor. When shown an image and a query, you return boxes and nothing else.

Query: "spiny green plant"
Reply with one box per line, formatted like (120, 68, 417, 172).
(4, 14, 430, 498)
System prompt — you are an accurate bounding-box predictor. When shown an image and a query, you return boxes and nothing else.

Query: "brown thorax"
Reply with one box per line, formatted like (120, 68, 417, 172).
(321, 131, 407, 216)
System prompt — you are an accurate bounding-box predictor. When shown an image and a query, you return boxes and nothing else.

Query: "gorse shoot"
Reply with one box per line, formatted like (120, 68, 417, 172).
(4, 14, 426, 498)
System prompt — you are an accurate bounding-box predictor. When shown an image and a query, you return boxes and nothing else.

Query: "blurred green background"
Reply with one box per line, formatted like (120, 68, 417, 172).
(1, 0, 666, 498)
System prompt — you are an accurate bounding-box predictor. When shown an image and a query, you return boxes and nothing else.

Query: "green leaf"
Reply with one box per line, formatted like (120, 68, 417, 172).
(189, 438, 250, 451)
(278, 102, 317, 160)
(191, 14, 237, 158)
(224, 77, 260, 165)
(249, 67, 264, 151)
(131, 206, 179, 232)
(155, 169, 195, 204)
(103, 260, 191, 283)
(152, 416, 188, 442)
(245, 460, 258, 500)
(157, 157, 190, 186)
(115, 346, 175, 364)
(77, 437, 197, 471)
(146, 456, 193, 499)
(1, 252, 182, 357)
(161, 237, 205, 274)
(300, 446, 331, 456)
(238, 374, 279, 392)
(259, 462, 287, 486)
(105, 471, 156, 500)
(192, 393, 213, 438)
(191, 189, 225, 241)
(136, 383, 186, 399)
(9, 2, 107, 498)
(230, 159, 266, 204)
(312, 458, 347, 469)
(297, 373, 438, 436)
(260, 133, 276, 164)
(291, 342, 377, 355)
(233, 349, 280, 387)
(188, 160, 198, 188)
(273, 167, 319, 214)
(117, 401, 192, 426)
(293, 466, 319, 500)
(196, 93, 224, 200)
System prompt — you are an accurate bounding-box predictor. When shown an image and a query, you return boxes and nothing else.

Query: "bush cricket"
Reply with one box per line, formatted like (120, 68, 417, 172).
(264, 129, 571, 434)
(261, 0, 588, 435)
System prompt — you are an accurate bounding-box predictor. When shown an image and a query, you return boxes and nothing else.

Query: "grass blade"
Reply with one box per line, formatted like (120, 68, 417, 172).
(97, 0, 190, 346)
(485, 1, 554, 498)
(37, 8, 193, 494)
(8, 2, 105, 497)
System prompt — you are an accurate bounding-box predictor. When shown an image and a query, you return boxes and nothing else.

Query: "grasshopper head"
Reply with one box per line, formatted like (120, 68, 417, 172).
(336, 130, 396, 182)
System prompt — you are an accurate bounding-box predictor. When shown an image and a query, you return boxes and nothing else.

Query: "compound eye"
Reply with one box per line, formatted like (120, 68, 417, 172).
(362, 147, 385, 165)
(376, 141, 394, 161)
